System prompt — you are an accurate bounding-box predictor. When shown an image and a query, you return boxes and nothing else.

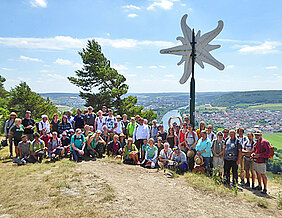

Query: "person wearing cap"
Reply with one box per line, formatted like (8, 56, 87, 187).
(18, 135, 31, 159)
(102, 106, 108, 117)
(87, 130, 106, 158)
(29, 133, 45, 163)
(104, 109, 118, 139)
(47, 132, 64, 161)
(114, 115, 123, 135)
(58, 115, 72, 134)
(22, 111, 35, 141)
(195, 130, 212, 175)
(150, 120, 158, 142)
(121, 114, 129, 136)
(170, 146, 188, 174)
(95, 110, 106, 132)
(60, 131, 71, 157)
(133, 118, 150, 153)
(73, 108, 85, 130)
(223, 130, 242, 186)
(126, 117, 137, 138)
(4, 112, 17, 157)
(70, 129, 86, 162)
(251, 130, 271, 194)
(141, 138, 158, 168)
(9, 118, 25, 158)
(158, 142, 173, 168)
(38, 115, 50, 134)
(123, 138, 139, 164)
(157, 124, 167, 143)
(211, 131, 225, 177)
(185, 123, 198, 171)
(84, 106, 96, 127)
(107, 134, 122, 156)
(237, 127, 249, 185)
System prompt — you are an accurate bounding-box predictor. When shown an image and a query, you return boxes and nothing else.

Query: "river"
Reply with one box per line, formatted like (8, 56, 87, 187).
(161, 105, 188, 131)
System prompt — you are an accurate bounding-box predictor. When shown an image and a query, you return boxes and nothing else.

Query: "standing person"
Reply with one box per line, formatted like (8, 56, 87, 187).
(150, 120, 158, 142)
(58, 115, 72, 134)
(223, 130, 242, 186)
(196, 121, 206, 139)
(84, 106, 96, 127)
(185, 123, 198, 171)
(207, 124, 216, 141)
(133, 118, 150, 154)
(104, 109, 117, 140)
(243, 132, 256, 188)
(47, 132, 64, 160)
(195, 130, 212, 175)
(157, 124, 167, 143)
(38, 115, 50, 134)
(73, 109, 85, 130)
(22, 111, 35, 141)
(223, 128, 229, 142)
(126, 117, 137, 138)
(141, 138, 158, 168)
(211, 131, 225, 177)
(67, 110, 74, 128)
(251, 130, 271, 194)
(121, 114, 129, 136)
(123, 138, 139, 164)
(114, 115, 123, 135)
(102, 106, 108, 117)
(168, 116, 182, 130)
(237, 127, 249, 185)
(4, 112, 16, 157)
(166, 127, 177, 148)
(178, 122, 188, 151)
(50, 113, 60, 134)
(158, 142, 173, 168)
(95, 110, 105, 132)
(30, 133, 45, 163)
(107, 134, 122, 156)
(18, 135, 31, 159)
(70, 129, 86, 162)
(10, 118, 24, 158)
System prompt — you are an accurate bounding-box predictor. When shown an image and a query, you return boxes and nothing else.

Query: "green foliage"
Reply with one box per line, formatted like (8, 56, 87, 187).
(267, 148, 282, 174)
(68, 40, 157, 118)
(8, 82, 58, 119)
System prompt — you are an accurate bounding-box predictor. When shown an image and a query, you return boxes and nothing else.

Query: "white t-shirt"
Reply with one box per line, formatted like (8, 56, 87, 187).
(114, 121, 123, 134)
(186, 132, 198, 147)
(159, 148, 172, 160)
(105, 116, 117, 131)
(95, 117, 105, 131)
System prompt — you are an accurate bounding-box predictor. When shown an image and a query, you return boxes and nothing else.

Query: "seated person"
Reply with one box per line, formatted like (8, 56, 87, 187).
(30, 133, 45, 163)
(70, 129, 86, 162)
(123, 138, 139, 164)
(141, 138, 158, 168)
(47, 132, 64, 160)
(87, 130, 106, 158)
(155, 137, 164, 156)
(40, 128, 51, 154)
(158, 142, 172, 168)
(61, 131, 71, 156)
(170, 146, 188, 174)
(18, 135, 31, 159)
(107, 134, 122, 156)
(141, 139, 149, 161)
(119, 133, 126, 150)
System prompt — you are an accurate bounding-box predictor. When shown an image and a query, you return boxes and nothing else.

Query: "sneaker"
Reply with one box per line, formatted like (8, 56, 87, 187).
(252, 184, 255, 189)
(240, 180, 245, 186)
(254, 185, 262, 191)
(261, 189, 267, 194)
(245, 182, 250, 187)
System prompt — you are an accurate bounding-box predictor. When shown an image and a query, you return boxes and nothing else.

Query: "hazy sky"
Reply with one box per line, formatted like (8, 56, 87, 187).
(0, 0, 281, 93)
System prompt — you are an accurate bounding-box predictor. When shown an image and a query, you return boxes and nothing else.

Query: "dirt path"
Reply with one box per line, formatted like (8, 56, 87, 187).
(77, 161, 281, 217)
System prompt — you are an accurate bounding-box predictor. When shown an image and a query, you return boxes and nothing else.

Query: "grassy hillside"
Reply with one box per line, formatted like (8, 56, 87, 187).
(264, 133, 282, 149)
(248, 103, 282, 111)
(211, 90, 282, 107)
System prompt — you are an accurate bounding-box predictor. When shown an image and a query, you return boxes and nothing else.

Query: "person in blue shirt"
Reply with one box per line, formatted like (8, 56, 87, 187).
(70, 129, 86, 162)
(196, 130, 212, 175)
(73, 108, 85, 130)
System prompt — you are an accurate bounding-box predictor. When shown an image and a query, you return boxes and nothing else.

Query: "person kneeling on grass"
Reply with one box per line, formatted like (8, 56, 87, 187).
(70, 129, 86, 162)
(47, 132, 64, 161)
(107, 134, 122, 157)
(158, 142, 172, 168)
(169, 146, 188, 174)
(29, 133, 45, 163)
(141, 138, 158, 168)
(87, 130, 106, 159)
(123, 138, 139, 164)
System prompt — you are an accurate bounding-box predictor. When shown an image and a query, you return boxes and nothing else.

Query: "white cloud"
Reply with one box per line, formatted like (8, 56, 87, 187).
(149, 65, 158, 69)
(128, 14, 138, 18)
(30, 0, 47, 8)
(164, 74, 174, 78)
(40, 69, 49, 73)
(0, 36, 175, 50)
(180, 3, 186, 7)
(47, 74, 65, 80)
(147, 0, 174, 10)
(113, 64, 128, 71)
(122, 5, 141, 10)
(54, 58, 72, 65)
(136, 66, 143, 69)
(226, 65, 235, 69)
(238, 41, 282, 54)
(20, 55, 42, 62)
(106, 33, 110, 36)
(159, 65, 166, 69)
(265, 66, 278, 70)
(1, 67, 15, 71)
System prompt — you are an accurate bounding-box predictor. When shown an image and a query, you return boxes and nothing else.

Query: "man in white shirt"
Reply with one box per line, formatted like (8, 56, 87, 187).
(104, 109, 117, 140)
(133, 118, 150, 151)
(114, 115, 123, 135)
(95, 110, 105, 131)
(38, 115, 50, 134)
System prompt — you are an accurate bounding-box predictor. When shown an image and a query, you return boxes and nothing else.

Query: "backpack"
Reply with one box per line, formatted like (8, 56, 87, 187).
(269, 145, 275, 159)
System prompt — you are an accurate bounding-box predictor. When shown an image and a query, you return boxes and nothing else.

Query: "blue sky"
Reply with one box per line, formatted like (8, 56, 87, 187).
(0, 0, 281, 93)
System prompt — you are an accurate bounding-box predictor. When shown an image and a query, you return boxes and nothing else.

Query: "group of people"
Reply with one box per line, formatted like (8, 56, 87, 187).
(3, 107, 272, 194)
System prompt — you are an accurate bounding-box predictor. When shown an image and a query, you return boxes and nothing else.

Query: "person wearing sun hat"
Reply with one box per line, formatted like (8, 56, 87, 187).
(4, 112, 17, 157)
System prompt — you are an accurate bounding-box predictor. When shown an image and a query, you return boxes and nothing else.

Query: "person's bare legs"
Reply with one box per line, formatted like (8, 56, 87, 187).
(261, 173, 267, 190)
(256, 172, 262, 187)
(251, 170, 255, 187)
(245, 170, 250, 184)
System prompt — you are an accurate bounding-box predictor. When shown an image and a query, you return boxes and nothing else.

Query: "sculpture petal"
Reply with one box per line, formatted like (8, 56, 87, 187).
(179, 57, 192, 84)
(181, 14, 192, 44)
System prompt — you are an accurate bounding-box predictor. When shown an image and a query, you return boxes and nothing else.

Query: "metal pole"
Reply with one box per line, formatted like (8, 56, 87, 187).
(190, 29, 196, 129)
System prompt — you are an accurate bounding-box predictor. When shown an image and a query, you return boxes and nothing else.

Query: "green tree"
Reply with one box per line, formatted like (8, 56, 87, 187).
(8, 82, 58, 119)
(68, 40, 157, 119)
(0, 75, 10, 133)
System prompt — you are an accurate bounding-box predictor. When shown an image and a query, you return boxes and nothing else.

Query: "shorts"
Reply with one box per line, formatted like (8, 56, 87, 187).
(244, 157, 254, 171)
(253, 162, 266, 174)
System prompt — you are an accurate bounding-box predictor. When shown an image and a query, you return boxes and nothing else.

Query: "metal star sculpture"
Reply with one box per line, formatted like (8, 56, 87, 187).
(160, 14, 225, 84)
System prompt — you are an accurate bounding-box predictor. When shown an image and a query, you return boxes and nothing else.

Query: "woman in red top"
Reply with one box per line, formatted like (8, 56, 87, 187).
(178, 122, 188, 151)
